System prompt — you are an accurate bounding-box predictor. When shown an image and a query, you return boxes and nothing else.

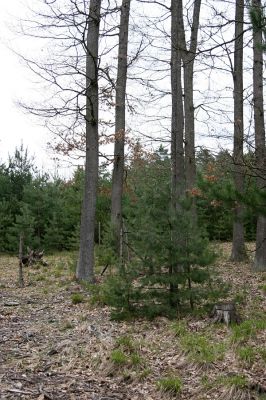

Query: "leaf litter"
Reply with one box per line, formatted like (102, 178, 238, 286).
(0, 244, 265, 399)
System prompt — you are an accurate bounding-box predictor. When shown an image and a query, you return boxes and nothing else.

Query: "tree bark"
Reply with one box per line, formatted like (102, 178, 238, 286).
(171, 0, 185, 208)
(77, 0, 101, 281)
(111, 0, 131, 251)
(177, 0, 201, 194)
(252, 0, 266, 271)
(230, 0, 247, 262)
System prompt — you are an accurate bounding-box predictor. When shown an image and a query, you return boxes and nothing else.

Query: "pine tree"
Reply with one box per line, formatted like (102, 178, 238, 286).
(102, 155, 215, 319)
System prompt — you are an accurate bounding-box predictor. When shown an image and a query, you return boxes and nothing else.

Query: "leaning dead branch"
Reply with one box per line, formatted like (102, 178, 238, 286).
(18, 234, 24, 288)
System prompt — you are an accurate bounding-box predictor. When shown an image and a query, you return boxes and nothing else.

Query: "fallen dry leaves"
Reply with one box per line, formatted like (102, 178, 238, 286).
(0, 243, 265, 400)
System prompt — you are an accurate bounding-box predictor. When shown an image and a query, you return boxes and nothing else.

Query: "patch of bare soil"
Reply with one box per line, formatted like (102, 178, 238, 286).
(0, 244, 265, 400)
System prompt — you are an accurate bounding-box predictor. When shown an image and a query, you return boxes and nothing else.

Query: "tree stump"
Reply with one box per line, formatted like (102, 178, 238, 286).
(210, 302, 240, 325)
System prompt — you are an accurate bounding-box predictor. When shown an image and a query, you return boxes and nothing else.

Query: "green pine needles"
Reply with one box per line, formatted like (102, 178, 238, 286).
(101, 173, 216, 319)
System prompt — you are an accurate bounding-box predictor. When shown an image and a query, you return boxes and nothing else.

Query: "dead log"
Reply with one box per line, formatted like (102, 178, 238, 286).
(210, 302, 241, 325)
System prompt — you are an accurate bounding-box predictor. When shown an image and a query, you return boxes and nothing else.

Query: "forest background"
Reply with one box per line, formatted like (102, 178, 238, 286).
(0, 0, 265, 314)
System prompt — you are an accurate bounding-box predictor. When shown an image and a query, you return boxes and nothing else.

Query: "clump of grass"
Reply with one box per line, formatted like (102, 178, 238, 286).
(231, 318, 266, 344)
(53, 270, 62, 278)
(201, 375, 214, 390)
(260, 348, 266, 362)
(110, 335, 146, 374)
(233, 290, 247, 305)
(261, 284, 266, 294)
(35, 274, 46, 282)
(180, 333, 225, 364)
(138, 367, 151, 381)
(236, 346, 256, 365)
(130, 352, 142, 366)
(116, 335, 135, 351)
(66, 254, 78, 274)
(217, 374, 248, 389)
(157, 376, 182, 394)
(71, 293, 84, 304)
(61, 321, 74, 331)
(110, 349, 128, 365)
(171, 320, 187, 337)
(206, 374, 250, 400)
(54, 261, 66, 272)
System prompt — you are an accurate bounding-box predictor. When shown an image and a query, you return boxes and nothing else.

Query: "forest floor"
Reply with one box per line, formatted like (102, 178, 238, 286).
(0, 243, 265, 400)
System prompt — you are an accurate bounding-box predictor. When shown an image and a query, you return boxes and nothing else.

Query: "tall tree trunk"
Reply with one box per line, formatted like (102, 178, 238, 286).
(231, 0, 247, 261)
(76, 0, 101, 281)
(171, 0, 184, 208)
(252, 0, 266, 271)
(183, 62, 196, 192)
(169, 0, 185, 307)
(111, 0, 131, 251)
(177, 0, 201, 212)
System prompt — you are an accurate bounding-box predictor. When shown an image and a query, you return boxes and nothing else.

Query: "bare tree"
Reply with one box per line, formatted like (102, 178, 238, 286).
(230, 0, 248, 262)
(76, 0, 102, 281)
(111, 0, 131, 251)
(252, 0, 266, 271)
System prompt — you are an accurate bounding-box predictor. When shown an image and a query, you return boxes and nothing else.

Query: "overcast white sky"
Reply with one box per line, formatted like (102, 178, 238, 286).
(0, 0, 66, 176)
(0, 0, 256, 178)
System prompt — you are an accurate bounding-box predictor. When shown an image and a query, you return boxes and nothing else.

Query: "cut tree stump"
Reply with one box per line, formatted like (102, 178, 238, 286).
(210, 302, 241, 325)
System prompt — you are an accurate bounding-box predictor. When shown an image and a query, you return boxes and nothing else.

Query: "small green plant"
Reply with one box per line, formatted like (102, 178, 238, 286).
(157, 376, 182, 394)
(236, 346, 256, 365)
(171, 320, 187, 337)
(110, 349, 128, 365)
(71, 293, 84, 304)
(180, 333, 225, 364)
